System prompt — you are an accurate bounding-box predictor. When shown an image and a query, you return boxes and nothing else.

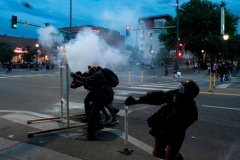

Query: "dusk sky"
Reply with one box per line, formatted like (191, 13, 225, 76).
(1, 0, 239, 45)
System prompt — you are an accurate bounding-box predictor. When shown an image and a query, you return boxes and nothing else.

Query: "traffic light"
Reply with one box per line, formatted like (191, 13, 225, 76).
(178, 52, 182, 57)
(179, 42, 183, 51)
(11, 15, 17, 29)
(126, 25, 131, 36)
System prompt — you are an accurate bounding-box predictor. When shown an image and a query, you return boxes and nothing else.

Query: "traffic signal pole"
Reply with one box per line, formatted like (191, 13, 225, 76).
(69, 0, 72, 40)
(10, 20, 45, 28)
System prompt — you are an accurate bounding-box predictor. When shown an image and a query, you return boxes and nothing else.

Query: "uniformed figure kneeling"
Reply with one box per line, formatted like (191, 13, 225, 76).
(125, 79, 199, 160)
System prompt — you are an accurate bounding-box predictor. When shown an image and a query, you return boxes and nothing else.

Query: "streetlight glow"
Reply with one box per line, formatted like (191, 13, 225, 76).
(223, 34, 229, 40)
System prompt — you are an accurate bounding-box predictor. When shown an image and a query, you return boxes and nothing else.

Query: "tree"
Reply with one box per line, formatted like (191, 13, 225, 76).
(228, 34, 240, 60)
(159, 0, 240, 61)
(0, 42, 13, 63)
(22, 45, 37, 63)
(154, 49, 173, 64)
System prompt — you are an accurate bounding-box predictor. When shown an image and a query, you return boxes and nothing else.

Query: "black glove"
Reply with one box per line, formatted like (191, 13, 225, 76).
(70, 72, 76, 77)
(125, 96, 137, 106)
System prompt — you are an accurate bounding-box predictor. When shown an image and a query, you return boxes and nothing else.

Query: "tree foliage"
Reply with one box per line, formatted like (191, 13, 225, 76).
(22, 45, 37, 63)
(159, 0, 240, 61)
(155, 49, 173, 64)
(0, 42, 13, 63)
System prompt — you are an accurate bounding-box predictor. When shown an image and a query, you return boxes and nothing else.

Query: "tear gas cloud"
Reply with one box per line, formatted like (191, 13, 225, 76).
(37, 27, 128, 73)
(37, 26, 63, 49)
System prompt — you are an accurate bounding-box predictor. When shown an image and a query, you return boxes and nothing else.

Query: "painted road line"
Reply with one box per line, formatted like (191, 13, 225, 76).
(215, 83, 232, 88)
(146, 76, 158, 78)
(139, 84, 176, 88)
(114, 89, 147, 95)
(201, 105, 240, 111)
(128, 86, 170, 91)
(114, 95, 128, 100)
(102, 128, 153, 155)
(200, 92, 240, 97)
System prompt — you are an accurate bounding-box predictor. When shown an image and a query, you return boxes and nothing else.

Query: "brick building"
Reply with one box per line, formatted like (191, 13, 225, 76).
(0, 35, 41, 63)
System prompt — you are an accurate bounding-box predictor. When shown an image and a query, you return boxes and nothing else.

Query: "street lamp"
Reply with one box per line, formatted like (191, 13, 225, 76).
(223, 34, 229, 64)
(69, 0, 72, 39)
(35, 44, 39, 71)
(201, 50, 205, 63)
(175, 0, 179, 62)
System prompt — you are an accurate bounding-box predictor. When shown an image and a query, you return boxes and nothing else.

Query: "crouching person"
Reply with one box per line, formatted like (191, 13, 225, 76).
(125, 79, 199, 160)
(71, 65, 114, 140)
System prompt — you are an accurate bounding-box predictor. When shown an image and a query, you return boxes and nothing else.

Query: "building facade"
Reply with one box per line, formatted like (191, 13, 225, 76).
(0, 35, 40, 63)
(138, 14, 171, 60)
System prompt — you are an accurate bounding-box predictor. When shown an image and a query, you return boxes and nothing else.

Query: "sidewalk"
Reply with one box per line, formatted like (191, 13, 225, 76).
(0, 137, 81, 160)
(161, 67, 240, 83)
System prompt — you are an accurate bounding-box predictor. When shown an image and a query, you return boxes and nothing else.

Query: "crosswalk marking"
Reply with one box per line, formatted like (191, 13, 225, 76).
(114, 90, 146, 95)
(0, 73, 59, 79)
(139, 84, 176, 88)
(215, 83, 231, 88)
(127, 86, 170, 91)
(114, 82, 177, 97)
(113, 82, 175, 102)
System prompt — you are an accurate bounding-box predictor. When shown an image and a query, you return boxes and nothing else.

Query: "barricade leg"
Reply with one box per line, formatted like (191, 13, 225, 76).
(119, 105, 133, 155)
(141, 71, 144, 84)
(128, 72, 131, 87)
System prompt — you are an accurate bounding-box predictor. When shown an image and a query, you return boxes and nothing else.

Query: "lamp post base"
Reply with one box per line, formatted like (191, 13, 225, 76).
(119, 148, 133, 155)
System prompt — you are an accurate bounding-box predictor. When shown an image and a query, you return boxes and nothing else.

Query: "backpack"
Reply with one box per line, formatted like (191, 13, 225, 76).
(101, 68, 119, 87)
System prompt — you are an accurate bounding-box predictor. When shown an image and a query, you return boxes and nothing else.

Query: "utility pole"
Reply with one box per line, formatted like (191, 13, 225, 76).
(70, 0, 72, 40)
(176, 0, 179, 62)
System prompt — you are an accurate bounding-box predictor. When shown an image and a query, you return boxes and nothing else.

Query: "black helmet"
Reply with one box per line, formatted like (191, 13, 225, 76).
(180, 79, 199, 99)
(97, 66, 102, 71)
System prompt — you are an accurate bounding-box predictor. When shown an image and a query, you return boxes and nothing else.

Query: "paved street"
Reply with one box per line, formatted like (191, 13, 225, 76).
(0, 66, 240, 160)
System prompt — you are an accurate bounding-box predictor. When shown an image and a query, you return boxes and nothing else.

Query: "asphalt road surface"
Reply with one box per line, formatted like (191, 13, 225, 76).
(0, 68, 240, 160)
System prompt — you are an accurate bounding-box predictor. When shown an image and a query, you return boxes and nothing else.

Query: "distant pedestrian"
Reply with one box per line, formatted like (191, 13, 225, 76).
(186, 61, 189, 69)
(232, 61, 237, 76)
(27, 63, 30, 71)
(207, 63, 211, 74)
(160, 61, 164, 70)
(148, 61, 155, 75)
(164, 62, 168, 76)
(6, 63, 12, 73)
(194, 61, 199, 73)
(173, 61, 179, 71)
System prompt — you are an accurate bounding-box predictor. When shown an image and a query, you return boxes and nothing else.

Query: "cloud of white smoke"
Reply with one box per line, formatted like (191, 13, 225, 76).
(37, 26, 128, 73)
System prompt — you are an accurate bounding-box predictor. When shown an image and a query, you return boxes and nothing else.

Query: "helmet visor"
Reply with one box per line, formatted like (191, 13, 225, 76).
(176, 82, 185, 93)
